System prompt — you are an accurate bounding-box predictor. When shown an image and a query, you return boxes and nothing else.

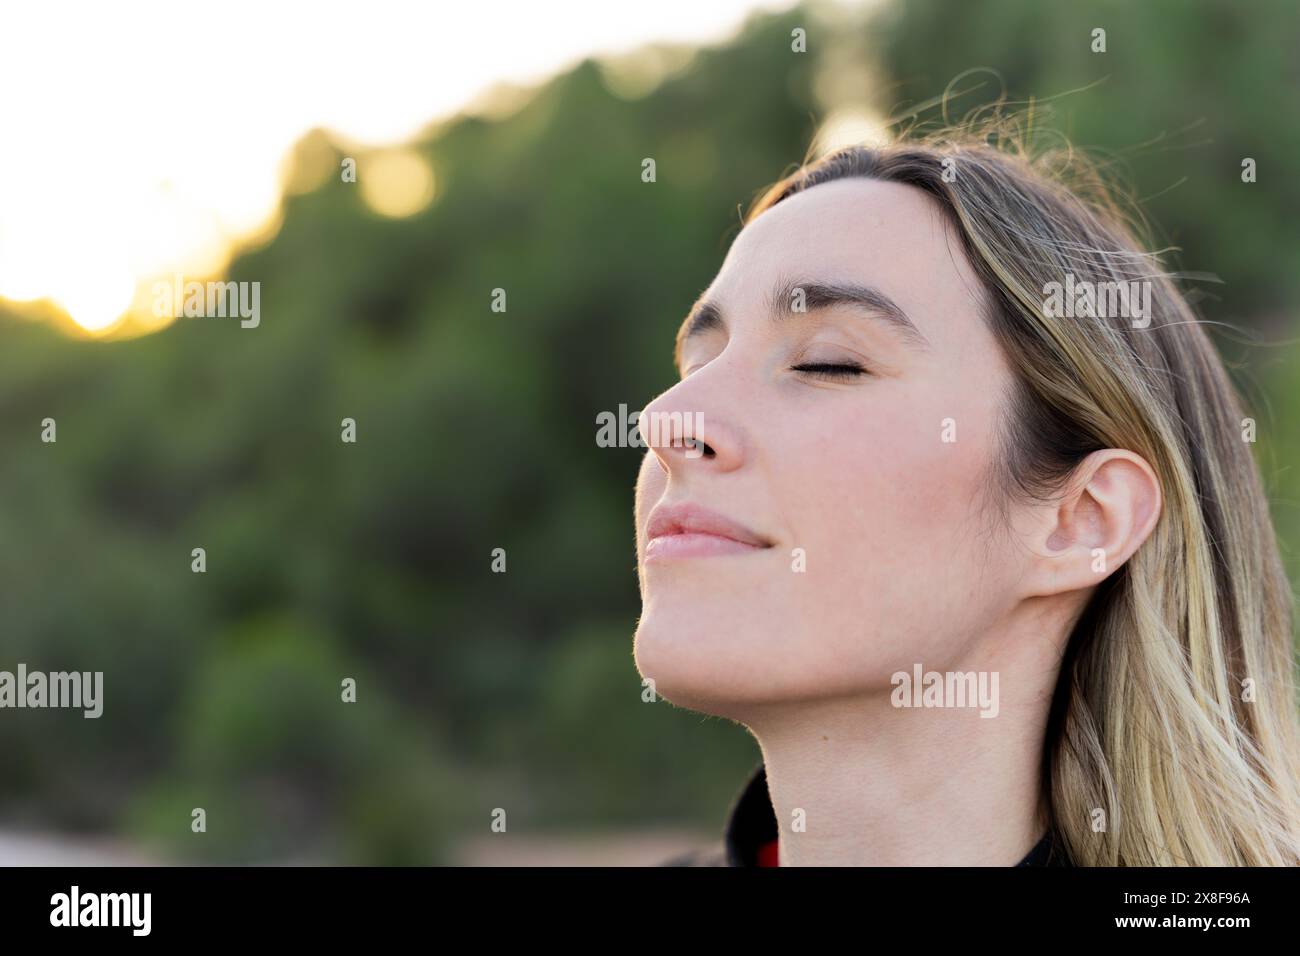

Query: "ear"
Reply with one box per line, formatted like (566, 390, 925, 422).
(1024, 449, 1162, 597)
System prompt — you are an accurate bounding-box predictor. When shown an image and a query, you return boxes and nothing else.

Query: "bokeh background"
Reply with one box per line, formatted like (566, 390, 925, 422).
(2, 0, 1298, 863)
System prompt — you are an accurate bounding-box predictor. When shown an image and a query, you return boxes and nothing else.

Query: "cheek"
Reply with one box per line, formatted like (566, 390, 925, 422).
(792, 398, 983, 543)
(776, 391, 996, 657)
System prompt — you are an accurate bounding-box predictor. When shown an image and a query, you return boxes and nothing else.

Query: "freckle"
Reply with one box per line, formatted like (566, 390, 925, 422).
(822, 735, 828, 741)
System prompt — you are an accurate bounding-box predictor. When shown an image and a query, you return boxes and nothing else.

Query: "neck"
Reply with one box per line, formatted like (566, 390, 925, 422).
(740, 620, 1062, 866)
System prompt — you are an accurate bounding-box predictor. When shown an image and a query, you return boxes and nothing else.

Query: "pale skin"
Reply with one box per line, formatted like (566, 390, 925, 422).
(632, 178, 1161, 865)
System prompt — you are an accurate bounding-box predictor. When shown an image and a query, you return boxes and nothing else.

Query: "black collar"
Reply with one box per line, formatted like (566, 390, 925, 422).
(723, 761, 1071, 866)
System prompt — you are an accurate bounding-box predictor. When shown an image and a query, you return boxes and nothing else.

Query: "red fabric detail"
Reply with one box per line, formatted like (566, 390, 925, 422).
(757, 838, 779, 867)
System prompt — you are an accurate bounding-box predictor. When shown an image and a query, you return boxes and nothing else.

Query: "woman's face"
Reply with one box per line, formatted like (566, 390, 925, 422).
(633, 177, 1024, 716)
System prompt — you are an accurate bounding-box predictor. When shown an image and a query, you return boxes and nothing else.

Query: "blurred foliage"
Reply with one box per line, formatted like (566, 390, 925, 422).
(0, 0, 1297, 861)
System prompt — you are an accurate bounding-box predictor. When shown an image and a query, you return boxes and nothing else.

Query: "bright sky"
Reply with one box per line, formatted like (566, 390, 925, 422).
(0, 0, 801, 336)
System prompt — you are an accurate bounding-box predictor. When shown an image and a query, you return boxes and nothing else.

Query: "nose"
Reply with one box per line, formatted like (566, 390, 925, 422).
(638, 376, 745, 475)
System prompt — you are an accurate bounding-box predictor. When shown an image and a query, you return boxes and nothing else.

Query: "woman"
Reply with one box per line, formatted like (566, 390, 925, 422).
(632, 127, 1300, 866)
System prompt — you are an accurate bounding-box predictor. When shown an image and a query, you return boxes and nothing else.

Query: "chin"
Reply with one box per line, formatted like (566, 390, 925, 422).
(632, 604, 823, 718)
(634, 612, 761, 715)
(635, 599, 912, 716)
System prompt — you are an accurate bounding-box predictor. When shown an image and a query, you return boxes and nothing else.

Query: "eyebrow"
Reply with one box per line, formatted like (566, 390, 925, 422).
(674, 277, 931, 369)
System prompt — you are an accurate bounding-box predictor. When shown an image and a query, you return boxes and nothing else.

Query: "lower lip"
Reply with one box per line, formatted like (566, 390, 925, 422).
(643, 533, 768, 562)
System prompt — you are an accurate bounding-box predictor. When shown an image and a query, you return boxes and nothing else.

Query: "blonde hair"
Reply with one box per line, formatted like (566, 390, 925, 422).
(746, 119, 1300, 865)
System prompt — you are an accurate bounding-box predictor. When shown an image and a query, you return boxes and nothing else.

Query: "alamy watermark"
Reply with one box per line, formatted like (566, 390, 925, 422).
(0, 664, 103, 718)
(597, 403, 705, 458)
(50, 886, 150, 936)
(890, 664, 999, 718)
(1041, 273, 1151, 328)
(152, 273, 260, 328)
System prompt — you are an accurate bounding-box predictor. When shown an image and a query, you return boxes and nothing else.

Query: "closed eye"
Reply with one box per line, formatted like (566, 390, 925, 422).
(790, 362, 869, 380)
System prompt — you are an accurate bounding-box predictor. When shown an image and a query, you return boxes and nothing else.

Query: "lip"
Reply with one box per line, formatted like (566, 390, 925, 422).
(643, 502, 773, 562)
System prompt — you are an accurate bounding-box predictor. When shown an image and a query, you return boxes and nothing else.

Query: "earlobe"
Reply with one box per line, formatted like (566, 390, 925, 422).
(1031, 449, 1162, 597)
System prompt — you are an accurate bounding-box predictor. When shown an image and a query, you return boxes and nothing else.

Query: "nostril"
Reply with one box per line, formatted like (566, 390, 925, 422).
(677, 437, 716, 458)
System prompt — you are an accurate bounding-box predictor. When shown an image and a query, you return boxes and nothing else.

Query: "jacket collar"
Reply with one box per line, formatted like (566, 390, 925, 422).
(723, 761, 1069, 866)
(723, 761, 780, 866)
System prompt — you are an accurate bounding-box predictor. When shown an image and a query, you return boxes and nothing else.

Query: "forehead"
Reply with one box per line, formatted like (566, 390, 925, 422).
(706, 177, 988, 351)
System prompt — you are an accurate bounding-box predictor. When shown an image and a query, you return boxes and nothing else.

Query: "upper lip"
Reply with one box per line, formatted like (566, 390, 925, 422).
(645, 502, 772, 548)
